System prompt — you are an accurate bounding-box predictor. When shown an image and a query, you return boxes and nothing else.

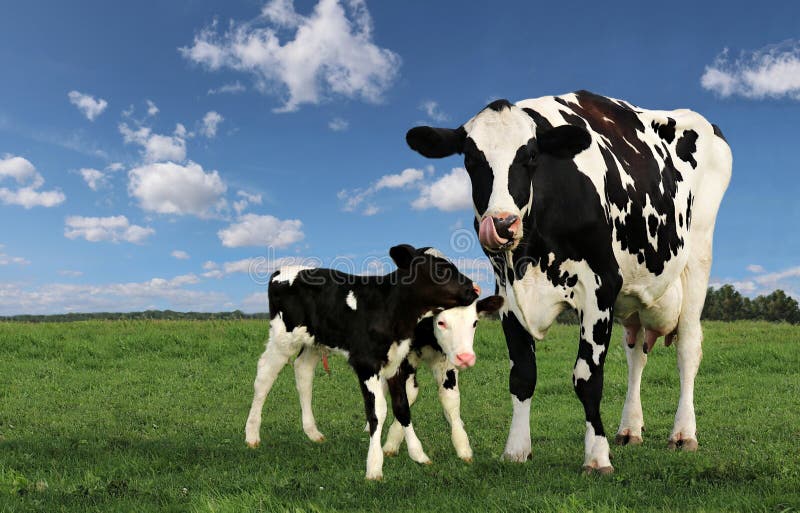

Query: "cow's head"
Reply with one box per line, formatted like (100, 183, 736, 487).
(406, 100, 591, 252)
(432, 295, 504, 369)
(390, 244, 479, 308)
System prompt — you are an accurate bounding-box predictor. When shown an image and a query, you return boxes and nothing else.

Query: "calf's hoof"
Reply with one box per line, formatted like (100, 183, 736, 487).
(246, 440, 260, 449)
(502, 450, 532, 463)
(383, 448, 398, 457)
(668, 437, 698, 451)
(365, 473, 383, 481)
(305, 429, 326, 443)
(583, 465, 614, 475)
(461, 456, 473, 464)
(614, 432, 643, 446)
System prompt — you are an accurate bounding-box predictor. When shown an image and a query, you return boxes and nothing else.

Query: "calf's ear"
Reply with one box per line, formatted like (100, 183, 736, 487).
(536, 125, 591, 159)
(477, 295, 504, 315)
(406, 126, 466, 158)
(390, 244, 416, 270)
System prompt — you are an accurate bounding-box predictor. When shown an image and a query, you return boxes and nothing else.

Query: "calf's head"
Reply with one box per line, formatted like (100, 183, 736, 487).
(390, 244, 478, 308)
(406, 99, 591, 253)
(433, 295, 504, 369)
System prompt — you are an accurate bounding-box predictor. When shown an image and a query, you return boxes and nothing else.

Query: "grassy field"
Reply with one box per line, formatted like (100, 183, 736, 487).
(0, 320, 798, 512)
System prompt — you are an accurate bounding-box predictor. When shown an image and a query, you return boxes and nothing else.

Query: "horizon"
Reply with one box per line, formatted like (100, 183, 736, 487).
(1, 0, 799, 315)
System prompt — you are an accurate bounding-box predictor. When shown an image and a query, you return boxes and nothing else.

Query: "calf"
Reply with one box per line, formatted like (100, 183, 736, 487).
(294, 296, 503, 462)
(244, 244, 481, 480)
(381, 296, 503, 462)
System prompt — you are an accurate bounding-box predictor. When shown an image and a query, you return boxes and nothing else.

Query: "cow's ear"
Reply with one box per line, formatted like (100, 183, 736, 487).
(477, 295, 504, 315)
(406, 126, 466, 158)
(536, 125, 591, 159)
(390, 244, 416, 270)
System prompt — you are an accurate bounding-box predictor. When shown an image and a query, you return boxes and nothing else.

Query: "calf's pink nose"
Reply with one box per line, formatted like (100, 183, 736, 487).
(455, 352, 476, 368)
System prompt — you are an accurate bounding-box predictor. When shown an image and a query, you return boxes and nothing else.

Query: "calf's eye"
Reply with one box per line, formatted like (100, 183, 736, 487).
(473, 320, 478, 328)
(437, 320, 447, 328)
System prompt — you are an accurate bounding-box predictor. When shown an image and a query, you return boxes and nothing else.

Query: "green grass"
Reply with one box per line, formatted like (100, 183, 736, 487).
(0, 320, 798, 512)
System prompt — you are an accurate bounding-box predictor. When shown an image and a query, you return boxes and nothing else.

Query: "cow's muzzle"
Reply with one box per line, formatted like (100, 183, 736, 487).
(479, 213, 520, 251)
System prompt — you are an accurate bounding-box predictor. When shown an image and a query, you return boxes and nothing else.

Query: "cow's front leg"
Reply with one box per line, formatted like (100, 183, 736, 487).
(616, 324, 647, 445)
(574, 300, 615, 474)
(357, 367, 388, 480)
(386, 362, 430, 465)
(383, 360, 420, 457)
(434, 363, 472, 462)
(502, 311, 537, 462)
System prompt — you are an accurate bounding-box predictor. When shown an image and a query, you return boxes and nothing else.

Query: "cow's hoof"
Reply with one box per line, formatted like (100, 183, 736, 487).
(614, 432, 643, 446)
(246, 440, 260, 449)
(365, 472, 383, 481)
(583, 465, 614, 475)
(668, 437, 698, 451)
(461, 456, 473, 464)
(502, 450, 532, 463)
(383, 448, 398, 457)
(305, 429, 326, 443)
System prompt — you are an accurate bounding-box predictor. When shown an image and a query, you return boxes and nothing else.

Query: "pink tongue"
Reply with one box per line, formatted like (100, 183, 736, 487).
(479, 216, 508, 248)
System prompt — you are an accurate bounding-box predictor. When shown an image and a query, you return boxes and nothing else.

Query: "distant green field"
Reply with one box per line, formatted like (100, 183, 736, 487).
(0, 320, 798, 512)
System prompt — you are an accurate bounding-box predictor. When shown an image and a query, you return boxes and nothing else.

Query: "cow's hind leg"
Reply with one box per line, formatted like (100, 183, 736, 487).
(358, 367, 389, 480)
(245, 335, 296, 448)
(502, 311, 537, 462)
(293, 346, 325, 442)
(669, 261, 709, 451)
(383, 361, 419, 457)
(616, 324, 647, 445)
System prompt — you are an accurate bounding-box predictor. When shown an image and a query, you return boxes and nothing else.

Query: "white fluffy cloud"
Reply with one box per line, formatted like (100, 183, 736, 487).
(218, 214, 304, 248)
(208, 81, 246, 95)
(713, 264, 800, 299)
(411, 167, 472, 212)
(128, 161, 227, 218)
(64, 215, 155, 244)
(419, 100, 448, 122)
(702, 41, 800, 100)
(201, 111, 224, 138)
(119, 122, 187, 162)
(171, 250, 190, 260)
(233, 190, 263, 215)
(338, 167, 425, 215)
(0, 276, 230, 315)
(146, 99, 159, 117)
(180, 0, 401, 112)
(0, 155, 65, 208)
(79, 168, 106, 191)
(0, 246, 30, 266)
(67, 90, 108, 121)
(328, 117, 349, 131)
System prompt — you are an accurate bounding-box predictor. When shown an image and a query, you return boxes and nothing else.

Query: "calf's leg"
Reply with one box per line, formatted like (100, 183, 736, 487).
(358, 368, 388, 480)
(293, 346, 325, 442)
(433, 363, 472, 462)
(245, 339, 295, 448)
(386, 362, 430, 464)
(383, 361, 420, 456)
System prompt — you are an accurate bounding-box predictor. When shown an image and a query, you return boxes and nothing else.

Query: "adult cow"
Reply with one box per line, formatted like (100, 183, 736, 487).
(406, 90, 731, 473)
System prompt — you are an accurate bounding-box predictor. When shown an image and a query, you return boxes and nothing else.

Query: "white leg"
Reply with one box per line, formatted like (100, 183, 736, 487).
(670, 319, 702, 451)
(584, 421, 613, 473)
(435, 365, 472, 462)
(402, 422, 430, 464)
(383, 371, 419, 456)
(616, 326, 647, 445)
(503, 396, 532, 462)
(293, 347, 325, 442)
(363, 375, 387, 480)
(245, 342, 293, 448)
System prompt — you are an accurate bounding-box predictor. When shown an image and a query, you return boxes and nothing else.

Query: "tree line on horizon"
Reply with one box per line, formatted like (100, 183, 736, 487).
(0, 286, 798, 324)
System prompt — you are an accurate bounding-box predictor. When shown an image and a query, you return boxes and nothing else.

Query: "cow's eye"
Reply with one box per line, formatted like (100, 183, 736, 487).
(437, 320, 447, 329)
(473, 320, 478, 328)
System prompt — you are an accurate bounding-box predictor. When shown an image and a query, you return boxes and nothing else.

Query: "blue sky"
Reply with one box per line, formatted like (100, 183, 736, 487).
(1, 0, 799, 314)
